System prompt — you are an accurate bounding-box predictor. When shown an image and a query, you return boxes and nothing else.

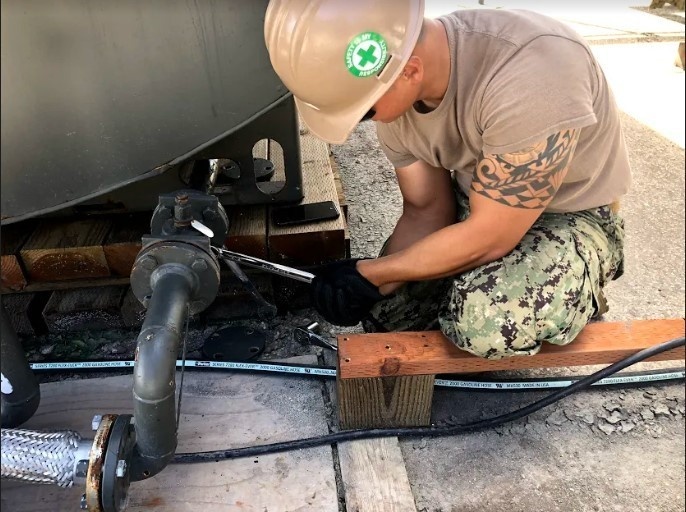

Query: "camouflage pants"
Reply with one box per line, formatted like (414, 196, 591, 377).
(363, 191, 625, 360)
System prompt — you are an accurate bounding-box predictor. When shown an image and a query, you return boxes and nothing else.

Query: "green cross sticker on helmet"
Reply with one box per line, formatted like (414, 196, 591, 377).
(345, 32, 388, 78)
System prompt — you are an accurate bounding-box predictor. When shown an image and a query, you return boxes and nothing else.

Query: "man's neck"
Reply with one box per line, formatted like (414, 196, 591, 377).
(414, 19, 451, 110)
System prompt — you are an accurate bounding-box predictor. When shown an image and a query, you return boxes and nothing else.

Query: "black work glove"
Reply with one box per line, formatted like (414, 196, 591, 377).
(310, 259, 384, 326)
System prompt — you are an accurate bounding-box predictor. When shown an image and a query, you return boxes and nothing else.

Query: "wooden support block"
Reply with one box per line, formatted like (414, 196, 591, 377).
(226, 206, 268, 258)
(268, 133, 347, 266)
(43, 286, 126, 332)
(336, 319, 685, 429)
(103, 213, 149, 276)
(1, 223, 33, 292)
(338, 374, 434, 430)
(20, 219, 112, 282)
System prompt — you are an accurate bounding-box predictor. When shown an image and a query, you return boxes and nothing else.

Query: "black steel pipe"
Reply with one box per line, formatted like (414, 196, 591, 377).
(1, 304, 40, 427)
(129, 269, 193, 481)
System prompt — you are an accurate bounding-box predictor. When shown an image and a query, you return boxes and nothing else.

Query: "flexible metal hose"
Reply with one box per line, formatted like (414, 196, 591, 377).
(1, 429, 84, 487)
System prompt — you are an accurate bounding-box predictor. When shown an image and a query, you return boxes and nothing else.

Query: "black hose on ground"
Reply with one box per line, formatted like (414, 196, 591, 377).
(172, 336, 685, 464)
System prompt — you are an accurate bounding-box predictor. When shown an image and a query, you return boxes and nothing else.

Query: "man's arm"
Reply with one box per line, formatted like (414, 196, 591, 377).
(358, 129, 581, 287)
(384, 161, 458, 255)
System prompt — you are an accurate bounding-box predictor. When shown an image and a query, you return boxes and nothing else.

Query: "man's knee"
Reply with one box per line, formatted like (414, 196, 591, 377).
(438, 276, 594, 360)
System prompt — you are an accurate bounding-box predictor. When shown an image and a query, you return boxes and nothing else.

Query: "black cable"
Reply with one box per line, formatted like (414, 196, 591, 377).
(172, 336, 685, 464)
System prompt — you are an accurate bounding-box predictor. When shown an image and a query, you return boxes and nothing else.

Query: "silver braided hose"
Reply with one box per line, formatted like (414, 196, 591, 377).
(1, 429, 87, 487)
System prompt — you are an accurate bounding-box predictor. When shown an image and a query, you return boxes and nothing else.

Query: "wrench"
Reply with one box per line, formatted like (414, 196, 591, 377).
(221, 257, 278, 319)
(293, 322, 338, 351)
(212, 246, 314, 284)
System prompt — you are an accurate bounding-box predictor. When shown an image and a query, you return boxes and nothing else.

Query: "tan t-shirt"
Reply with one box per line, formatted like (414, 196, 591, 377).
(376, 9, 631, 213)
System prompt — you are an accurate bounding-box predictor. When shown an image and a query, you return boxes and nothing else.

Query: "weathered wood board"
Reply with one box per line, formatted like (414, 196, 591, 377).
(1, 222, 33, 292)
(20, 219, 112, 282)
(0, 355, 339, 512)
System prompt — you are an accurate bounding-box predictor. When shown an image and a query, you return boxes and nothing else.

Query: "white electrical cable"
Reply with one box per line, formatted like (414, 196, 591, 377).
(28, 360, 685, 391)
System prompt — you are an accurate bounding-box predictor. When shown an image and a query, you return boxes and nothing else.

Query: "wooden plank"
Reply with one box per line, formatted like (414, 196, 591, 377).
(20, 219, 112, 282)
(268, 132, 347, 266)
(1, 223, 33, 292)
(0, 356, 339, 512)
(103, 213, 149, 276)
(1, 276, 130, 295)
(338, 438, 417, 512)
(225, 140, 268, 257)
(338, 318, 686, 380)
(42, 286, 127, 332)
(321, 350, 417, 512)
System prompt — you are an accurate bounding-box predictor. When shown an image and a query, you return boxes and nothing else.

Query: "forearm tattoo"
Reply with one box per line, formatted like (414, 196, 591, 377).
(471, 129, 580, 209)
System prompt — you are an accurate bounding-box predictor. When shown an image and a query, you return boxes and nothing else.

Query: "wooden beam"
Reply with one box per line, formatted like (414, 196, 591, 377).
(268, 131, 347, 266)
(226, 206, 268, 258)
(1, 276, 130, 295)
(1, 223, 32, 292)
(338, 319, 685, 380)
(20, 219, 112, 282)
(102, 213, 149, 276)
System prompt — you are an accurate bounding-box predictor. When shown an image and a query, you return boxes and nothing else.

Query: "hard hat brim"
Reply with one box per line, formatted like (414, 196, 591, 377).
(295, 97, 368, 145)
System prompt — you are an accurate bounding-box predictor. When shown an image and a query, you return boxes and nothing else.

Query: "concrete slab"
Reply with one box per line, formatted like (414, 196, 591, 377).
(591, 42, 685, 148)
(425, 0, 686, 41)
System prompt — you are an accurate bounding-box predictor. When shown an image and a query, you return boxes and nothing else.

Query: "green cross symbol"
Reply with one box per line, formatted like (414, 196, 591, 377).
(356, 44, 378, 67)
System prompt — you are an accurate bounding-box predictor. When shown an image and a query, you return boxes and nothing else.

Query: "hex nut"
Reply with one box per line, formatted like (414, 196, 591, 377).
(116, 460, 128, 478)
(191, 259, 208, 272)
(140, 256, 158, 270)
(91, 415, 102, 431)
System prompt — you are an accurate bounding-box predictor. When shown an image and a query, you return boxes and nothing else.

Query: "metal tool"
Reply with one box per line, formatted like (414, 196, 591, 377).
(294, 322, 338, 351)
(211, 246, 315, 284)
(221, 257, 278, 319)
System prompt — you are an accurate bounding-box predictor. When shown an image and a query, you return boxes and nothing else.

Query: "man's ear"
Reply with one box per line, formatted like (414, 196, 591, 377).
(402, 56, 423, 83)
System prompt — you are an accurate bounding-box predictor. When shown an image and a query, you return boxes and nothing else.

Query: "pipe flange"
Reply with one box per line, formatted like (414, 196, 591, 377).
(101, 415, 136, 512)
(131, 241, 220, 316)
(85, 414, 117, 512)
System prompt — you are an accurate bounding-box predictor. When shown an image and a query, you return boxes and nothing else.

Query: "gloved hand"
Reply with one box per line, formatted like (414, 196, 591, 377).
(310, 259, 384, 326)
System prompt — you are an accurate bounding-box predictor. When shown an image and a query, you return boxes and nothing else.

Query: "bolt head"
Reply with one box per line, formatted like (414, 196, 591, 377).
(116, 460, 128, 478)
(191, 259, 208, 272)
(140, 255, 158, 271)
(91, 415, 102, 431)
